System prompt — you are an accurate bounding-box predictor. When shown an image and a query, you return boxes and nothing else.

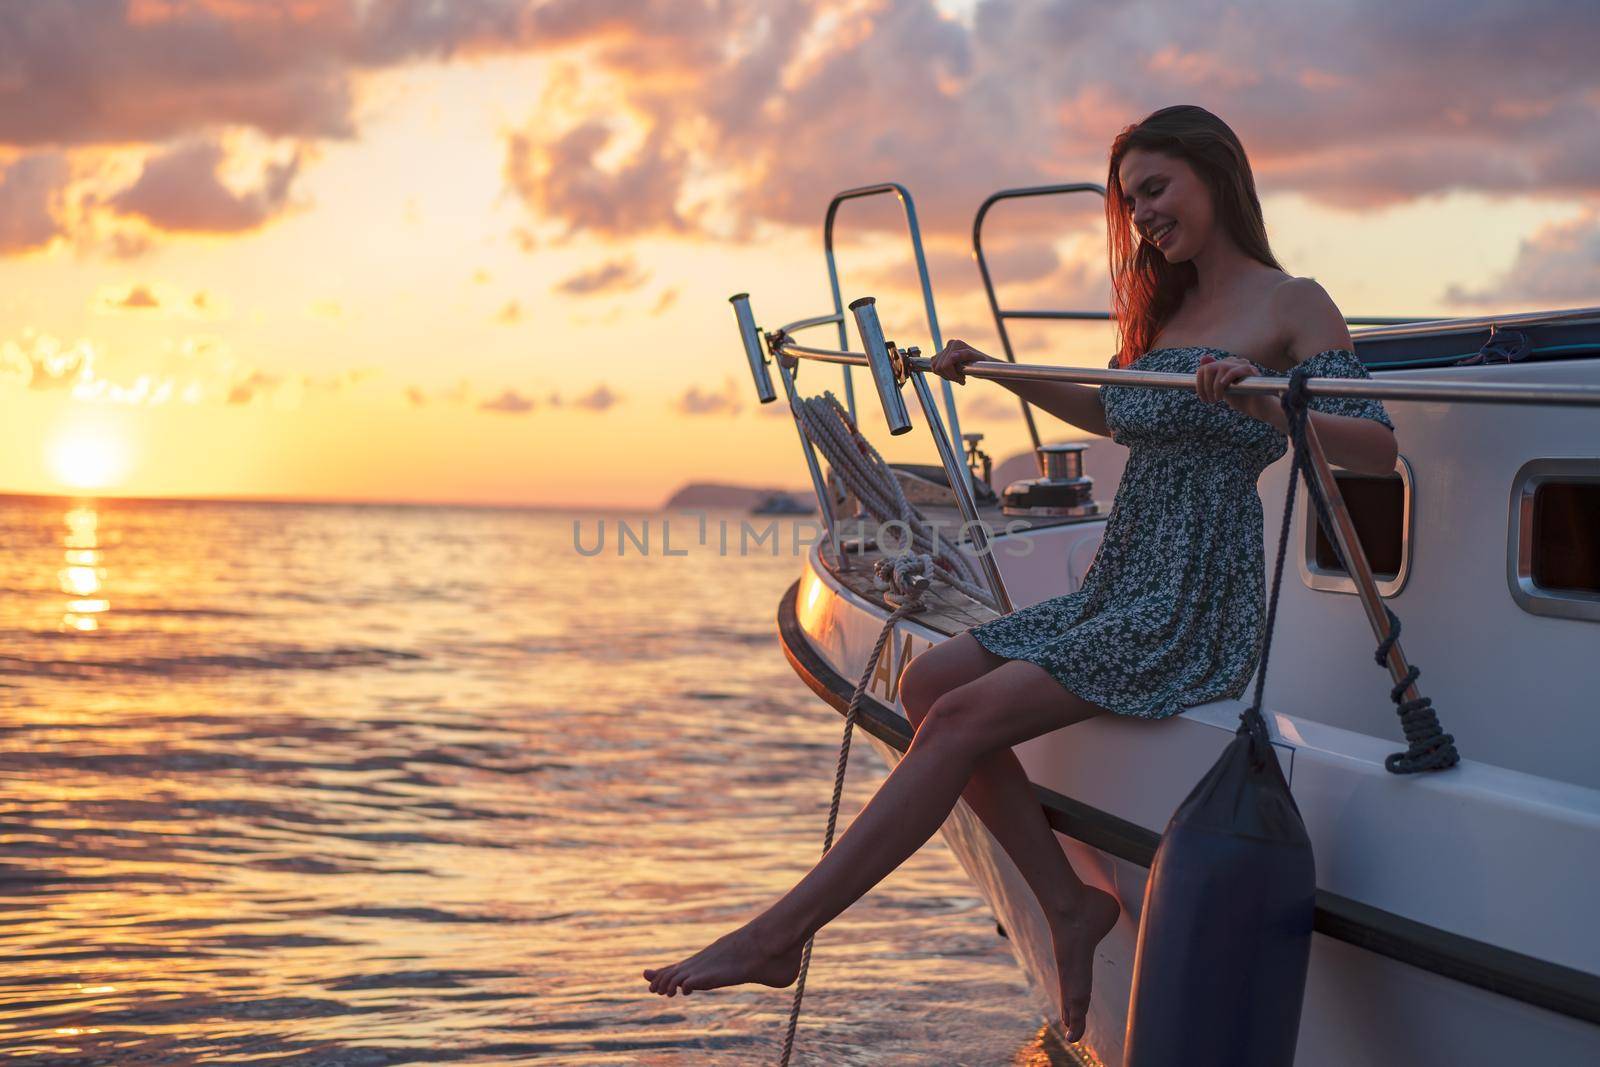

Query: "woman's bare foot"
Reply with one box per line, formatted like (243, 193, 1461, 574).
(643, 921, 804, 997)
(1045, 887, 1122, 1043)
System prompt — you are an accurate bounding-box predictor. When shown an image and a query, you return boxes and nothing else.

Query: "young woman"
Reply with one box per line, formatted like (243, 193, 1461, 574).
(644, 104, 1397, 1046)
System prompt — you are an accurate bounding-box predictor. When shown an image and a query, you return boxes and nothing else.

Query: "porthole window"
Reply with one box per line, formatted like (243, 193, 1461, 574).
(1299, 455, 1413, 597)
(1509, 459, 1600, 623)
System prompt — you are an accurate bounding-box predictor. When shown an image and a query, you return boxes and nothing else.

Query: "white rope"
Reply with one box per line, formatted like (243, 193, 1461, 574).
(793, 391, 995, 608)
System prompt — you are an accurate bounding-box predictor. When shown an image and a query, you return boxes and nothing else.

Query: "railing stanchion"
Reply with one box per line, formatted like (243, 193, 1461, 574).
(1297, 416, 1422, 704)
(850, 296, 1014, 614)
(729, 293, 849, 573)
(730, 293, 775, 404)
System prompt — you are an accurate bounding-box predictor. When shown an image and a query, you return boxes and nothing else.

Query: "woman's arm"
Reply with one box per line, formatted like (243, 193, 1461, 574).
(1248, 404, 1397, 476)
(930, 339, 1110, 437)
(1199, 278, 1399, 476)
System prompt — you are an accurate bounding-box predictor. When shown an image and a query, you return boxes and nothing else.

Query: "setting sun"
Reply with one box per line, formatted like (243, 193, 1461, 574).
(48, 425, 131, 491)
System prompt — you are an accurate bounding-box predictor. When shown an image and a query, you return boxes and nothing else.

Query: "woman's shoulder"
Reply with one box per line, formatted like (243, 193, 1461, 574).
(1267, 275, 1343, 325)
(1268, 274, 1352, 362)
(1269, 274, 1334, 309)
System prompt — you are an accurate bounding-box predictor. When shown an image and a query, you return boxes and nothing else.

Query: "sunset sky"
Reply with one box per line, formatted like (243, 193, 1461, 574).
(2, 0, 1597, 508)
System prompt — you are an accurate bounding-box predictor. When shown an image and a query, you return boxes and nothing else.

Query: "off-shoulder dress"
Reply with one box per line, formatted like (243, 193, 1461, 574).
(965, 345, 1394, 719)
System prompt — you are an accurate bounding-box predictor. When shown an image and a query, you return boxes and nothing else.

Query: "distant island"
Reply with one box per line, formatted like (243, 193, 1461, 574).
(662, 482, 815, 512)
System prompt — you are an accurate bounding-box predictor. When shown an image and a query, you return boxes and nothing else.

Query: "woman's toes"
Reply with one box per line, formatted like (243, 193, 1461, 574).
(1066, 998, 1090, 1043)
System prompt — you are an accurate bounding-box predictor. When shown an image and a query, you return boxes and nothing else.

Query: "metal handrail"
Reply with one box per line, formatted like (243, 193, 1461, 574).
(822, 183, 975, 502)
(777, 343, 873, 366)
(908, 358, 1600, 409)
(973, 184, 1106, 467)
(1347, 303, 1600, 341)
(772, 338, 1600, 408)
(905, 356, 1600, 407)
(773, 311, 844, 336)
(745, 292, 1600, 614)
(998, 309, 1423, 325)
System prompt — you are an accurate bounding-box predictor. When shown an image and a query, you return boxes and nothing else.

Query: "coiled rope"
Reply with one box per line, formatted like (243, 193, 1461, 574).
(1240, 365, 1458, 774)
(791, 391, 994, 608)
(777, 556, 952, 1065)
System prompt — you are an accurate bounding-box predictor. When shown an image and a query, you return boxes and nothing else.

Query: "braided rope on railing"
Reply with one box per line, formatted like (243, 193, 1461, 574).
(1241, 366, 1458, 774)
(792, 390, 993, 606)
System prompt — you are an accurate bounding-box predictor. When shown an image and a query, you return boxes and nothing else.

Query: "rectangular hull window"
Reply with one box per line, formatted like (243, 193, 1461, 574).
(1301, 457, 1412, 598)
(1509, 459, 1600, 623)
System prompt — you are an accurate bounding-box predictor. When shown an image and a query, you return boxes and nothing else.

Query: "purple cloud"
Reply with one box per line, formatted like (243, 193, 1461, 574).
(553, 255, 650, 296)
(479, 387, 536, 414)
(0, 153, 69, 253)
(109, 138, 302, 233)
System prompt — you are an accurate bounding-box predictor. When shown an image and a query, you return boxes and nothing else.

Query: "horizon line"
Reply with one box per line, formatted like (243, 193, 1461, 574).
(0, 487, 812, 513)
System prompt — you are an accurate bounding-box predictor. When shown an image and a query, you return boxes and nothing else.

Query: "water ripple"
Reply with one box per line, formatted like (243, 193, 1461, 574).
(0, 498, 1059, 1065)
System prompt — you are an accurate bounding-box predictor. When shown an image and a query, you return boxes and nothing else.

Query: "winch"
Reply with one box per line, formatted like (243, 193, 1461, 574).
(1001, 441, 1101, 517)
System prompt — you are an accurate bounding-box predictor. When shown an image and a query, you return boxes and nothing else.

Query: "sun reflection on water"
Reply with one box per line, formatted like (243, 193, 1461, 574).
(58, 504, 110, 631)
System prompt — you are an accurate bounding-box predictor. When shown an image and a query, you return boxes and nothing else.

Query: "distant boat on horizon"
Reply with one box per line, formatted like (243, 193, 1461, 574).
(750, 491, 816, 515)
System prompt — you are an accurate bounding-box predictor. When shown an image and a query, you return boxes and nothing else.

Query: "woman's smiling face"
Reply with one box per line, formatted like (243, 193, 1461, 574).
(1117, 147, 1213, 263)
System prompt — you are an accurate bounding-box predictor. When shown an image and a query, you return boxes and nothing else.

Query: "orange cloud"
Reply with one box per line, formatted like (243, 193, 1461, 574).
(226, 368, 285, 405)
(674, 377, 742, 417)
(0, 326, 381, 409)
(496, 0, 1600, 244)
(1445, 206, 1600, 307)
(92, 282, 229, 318)
(0, 0, 1594, 264)
(650, 288, 678, 315)
(554, 255, 650, 296)
(505, 119, 695, 241)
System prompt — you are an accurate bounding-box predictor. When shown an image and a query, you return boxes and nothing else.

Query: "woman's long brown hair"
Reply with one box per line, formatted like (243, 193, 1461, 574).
(1106, 105, 1284, 368)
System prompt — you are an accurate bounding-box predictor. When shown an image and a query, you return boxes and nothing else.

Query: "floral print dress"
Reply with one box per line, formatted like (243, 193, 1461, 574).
(966, 345, 1395, 720)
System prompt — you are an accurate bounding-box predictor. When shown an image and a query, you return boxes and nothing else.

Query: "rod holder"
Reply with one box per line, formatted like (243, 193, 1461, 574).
(847, 296, 912, 435)
(730, 293, 776, 403)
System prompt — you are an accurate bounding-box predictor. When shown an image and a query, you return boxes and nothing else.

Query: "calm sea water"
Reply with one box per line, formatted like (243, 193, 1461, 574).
(0, 496, 1075, 1065)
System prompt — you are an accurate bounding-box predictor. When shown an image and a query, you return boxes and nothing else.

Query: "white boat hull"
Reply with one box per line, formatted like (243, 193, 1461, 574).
(779, 548, 1600, 1065)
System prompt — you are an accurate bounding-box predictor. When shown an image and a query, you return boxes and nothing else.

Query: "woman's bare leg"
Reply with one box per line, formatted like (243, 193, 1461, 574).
(899, 633, 1113, 917)
(898, 634, 1122, 1043)
(643, 656, 1116, 1041)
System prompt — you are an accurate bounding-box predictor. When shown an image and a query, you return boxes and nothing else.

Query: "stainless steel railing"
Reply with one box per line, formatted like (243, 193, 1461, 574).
(970, 182, 1433, 473)
(770, 321, 1600, 408)
(741, 289, 1600, 607)
(820, 183, 975, 502)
